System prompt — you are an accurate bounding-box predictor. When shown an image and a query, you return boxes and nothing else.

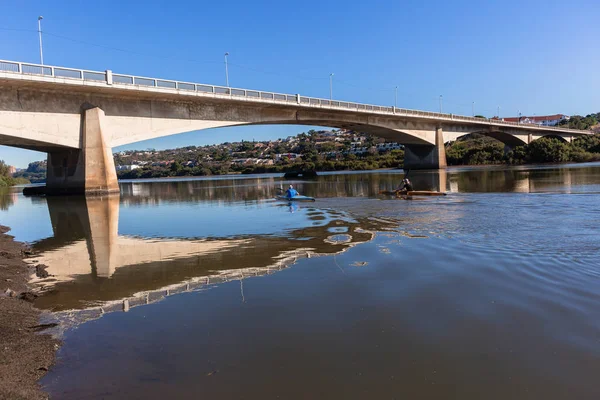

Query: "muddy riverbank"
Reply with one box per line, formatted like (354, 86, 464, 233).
(0, 225, 59, 400)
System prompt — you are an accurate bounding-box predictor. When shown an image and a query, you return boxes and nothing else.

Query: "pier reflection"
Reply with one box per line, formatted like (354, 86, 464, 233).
(30, 195, 397, 314)
(445, 164, 590, 193)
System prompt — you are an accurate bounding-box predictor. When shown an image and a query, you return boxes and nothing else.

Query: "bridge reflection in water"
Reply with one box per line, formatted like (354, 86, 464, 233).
(29, 194, 398, 328)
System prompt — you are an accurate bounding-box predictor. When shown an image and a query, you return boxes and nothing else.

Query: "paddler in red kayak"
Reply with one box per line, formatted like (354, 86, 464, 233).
(396, 177, 413, 194)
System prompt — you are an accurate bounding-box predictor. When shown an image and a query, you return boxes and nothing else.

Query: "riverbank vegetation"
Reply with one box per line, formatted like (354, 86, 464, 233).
(0, 160, 29, 187)
(446, 133, 600, 166)
(117, 149, 405, 179)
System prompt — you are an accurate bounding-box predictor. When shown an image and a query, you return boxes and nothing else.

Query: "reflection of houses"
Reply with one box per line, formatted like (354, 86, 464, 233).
(503, 114, 569, 126)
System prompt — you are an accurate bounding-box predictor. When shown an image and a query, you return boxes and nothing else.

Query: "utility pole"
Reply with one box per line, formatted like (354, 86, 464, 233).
(329, 73, 334, 101)
(224, 52, 229, 87)
(37, 16, 44, 65)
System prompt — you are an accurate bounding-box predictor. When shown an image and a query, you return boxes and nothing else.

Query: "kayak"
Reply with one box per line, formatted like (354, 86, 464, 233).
(276, 195, 316, 202)
(379, 190, 447, 196)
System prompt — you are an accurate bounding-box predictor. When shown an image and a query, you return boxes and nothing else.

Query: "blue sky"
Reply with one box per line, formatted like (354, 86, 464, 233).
(1, 0, 599, 167)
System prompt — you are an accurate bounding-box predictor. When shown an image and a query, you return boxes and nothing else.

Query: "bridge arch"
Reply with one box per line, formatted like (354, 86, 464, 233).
(534, 134, 570, 143)
(458, 130, 527, 148)
(109, 112, 435, 149)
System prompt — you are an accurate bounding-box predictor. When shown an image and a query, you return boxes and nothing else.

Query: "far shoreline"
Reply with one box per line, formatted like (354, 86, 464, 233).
(114, 161, 600, 183)
(11, 161, 600, 188)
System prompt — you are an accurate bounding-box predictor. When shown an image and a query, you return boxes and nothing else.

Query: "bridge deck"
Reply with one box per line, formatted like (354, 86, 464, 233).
(0, 59, 590, 136)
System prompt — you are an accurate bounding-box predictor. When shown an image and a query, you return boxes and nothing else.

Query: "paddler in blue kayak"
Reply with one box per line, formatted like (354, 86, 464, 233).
(285, 184, 299, 198)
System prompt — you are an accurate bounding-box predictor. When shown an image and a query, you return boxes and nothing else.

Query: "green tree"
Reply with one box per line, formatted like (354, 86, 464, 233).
(170, 161, 183, 175)
(526, 137, 571, 163)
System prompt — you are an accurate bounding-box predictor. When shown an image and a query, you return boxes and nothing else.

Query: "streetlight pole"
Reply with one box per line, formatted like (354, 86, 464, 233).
(439, 95, 443, 113)
(37, 16, 44, 65)
(497, 105, 500, 119)
(224, 52, 229, 87)
(472, 101, 475, 117)
(329, 73, 334, 101)
(394, 86, 398, 109)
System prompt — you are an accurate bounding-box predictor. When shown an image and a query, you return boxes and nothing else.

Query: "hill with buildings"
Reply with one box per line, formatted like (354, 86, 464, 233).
(113, 129, 404, 179)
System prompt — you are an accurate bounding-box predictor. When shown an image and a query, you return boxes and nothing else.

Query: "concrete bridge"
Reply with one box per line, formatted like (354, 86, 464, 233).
(0, 59, 592, 194)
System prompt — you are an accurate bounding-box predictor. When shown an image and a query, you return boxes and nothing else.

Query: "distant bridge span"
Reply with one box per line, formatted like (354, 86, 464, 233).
(0, 60, 592, 194)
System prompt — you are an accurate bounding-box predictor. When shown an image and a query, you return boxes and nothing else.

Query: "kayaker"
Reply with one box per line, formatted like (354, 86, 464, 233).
(285, 185, 299, 198)
(397, 178, 413, 193)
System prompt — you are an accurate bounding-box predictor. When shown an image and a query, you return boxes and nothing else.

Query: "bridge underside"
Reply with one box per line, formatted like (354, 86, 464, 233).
(0, 84, 583, 194)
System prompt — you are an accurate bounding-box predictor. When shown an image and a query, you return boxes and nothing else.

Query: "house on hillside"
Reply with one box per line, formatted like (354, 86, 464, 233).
(275, 153, 301, 161)
(376, 143, 403, 151)
(116, 165, 140, 171)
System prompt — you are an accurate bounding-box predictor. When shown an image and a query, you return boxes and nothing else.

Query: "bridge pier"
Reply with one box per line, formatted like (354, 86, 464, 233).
(46, 107, 119, 196)
(403, 126, 447, 170)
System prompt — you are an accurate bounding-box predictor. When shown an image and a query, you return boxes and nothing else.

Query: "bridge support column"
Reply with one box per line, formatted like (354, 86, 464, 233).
(46, 107, 119, 195)
(403, 126, 447, 170)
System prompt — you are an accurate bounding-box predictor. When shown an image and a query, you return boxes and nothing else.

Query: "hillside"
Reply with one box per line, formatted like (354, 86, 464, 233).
(113, 129, 405, 179)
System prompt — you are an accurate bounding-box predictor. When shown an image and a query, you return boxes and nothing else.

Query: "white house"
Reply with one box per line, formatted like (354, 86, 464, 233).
(504, 114, 570, 126)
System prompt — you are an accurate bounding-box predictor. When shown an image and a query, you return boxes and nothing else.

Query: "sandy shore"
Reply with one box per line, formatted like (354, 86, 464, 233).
(0, 225, 59, 400)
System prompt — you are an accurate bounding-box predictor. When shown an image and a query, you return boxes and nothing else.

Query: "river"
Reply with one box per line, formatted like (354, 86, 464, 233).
(1, 164, 600, 399)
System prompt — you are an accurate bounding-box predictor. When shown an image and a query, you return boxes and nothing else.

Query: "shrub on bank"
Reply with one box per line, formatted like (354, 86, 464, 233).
(506, 135, 600, 165)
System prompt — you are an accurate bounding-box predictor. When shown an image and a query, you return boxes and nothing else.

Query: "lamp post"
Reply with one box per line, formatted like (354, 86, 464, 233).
(518, 110, 522, 124)
(497, 105, 500, 119)
(394, 86, 398, 109)
(329, 73, 334, 101)
(472, 101, 475, 117)
(37, 16, 44, 65)
(224, 52, 229, 87)
(439, 95, 443, 113)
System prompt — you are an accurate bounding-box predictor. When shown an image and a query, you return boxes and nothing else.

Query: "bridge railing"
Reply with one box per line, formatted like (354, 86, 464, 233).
(0, 59, 588, 134)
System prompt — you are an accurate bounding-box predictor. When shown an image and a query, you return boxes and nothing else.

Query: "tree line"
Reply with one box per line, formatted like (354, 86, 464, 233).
(446, 133, 600, 166)
(118, 149, 406, 179)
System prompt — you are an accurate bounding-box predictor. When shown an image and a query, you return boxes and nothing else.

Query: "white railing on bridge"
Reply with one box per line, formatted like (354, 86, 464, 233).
(0, 59, 588, 135)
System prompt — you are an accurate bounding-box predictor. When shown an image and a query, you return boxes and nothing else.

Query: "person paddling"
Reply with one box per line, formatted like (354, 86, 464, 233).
(396, 177, 413, 194)
(285, 184, 299, 198)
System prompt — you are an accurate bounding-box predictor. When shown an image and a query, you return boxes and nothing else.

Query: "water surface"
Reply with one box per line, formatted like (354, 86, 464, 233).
(2, 164, 600, 399)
